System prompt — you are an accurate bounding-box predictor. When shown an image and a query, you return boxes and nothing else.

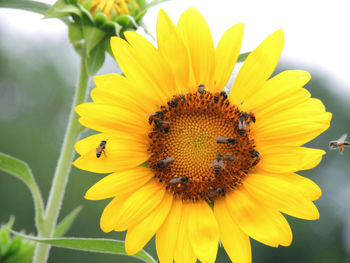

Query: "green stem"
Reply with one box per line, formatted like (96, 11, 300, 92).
(33, 49, 89, 263)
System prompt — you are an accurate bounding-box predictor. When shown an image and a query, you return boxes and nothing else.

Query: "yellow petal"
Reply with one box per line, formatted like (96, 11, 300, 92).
(214, 23, 244, 90)
(226, 187, 292, 247)
(177, 8, 215, 88)
(110, 37, 167, 105)
(125, 193, 173, 255)
(124, 31, 177, 98)
(240, 70, 311, 115)
(186, 201, 219, 263)
(257, 145, 325, 173)
(229, 30, 284, 105)
(91, 73, 156, 114)
(214, 198, 251, 263)
(113, 180, 165, 231)
(157, 9, 190, 93)
(174, 202, 197, 263)
(76, 103, 148, 134)
(253, 98, 332, 146)
(84, 167, 153, 200)
(100, 195, 129, 232)
(244, 172, 320, 220)
(156, 199, 182, 263)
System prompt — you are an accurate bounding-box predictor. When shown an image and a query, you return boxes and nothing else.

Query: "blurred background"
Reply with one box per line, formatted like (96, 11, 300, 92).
(1, 0, 350, 262)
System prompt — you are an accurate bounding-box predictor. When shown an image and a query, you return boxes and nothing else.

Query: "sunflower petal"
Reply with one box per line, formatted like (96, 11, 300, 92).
(177, 8, 215, 87)
(113, 180, 165, 231)
(226, 187, 292, 247)
(214, 198, 251, 263)
(244, 172, 320, 220)
(214, 23, 244, 90)
(156, 199, 182, 263)
(100, 195, 129, 232)
(84, 167, 153, 200)
(125, 193, 173, 255)
(186, 201, 219, 263)
(229, 30, 284, 105)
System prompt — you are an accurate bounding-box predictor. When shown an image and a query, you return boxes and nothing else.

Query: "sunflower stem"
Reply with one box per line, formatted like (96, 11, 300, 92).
(33, 46, 89, 263)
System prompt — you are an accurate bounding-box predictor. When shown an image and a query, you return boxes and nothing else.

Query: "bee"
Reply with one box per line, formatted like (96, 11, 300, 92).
(241, 111, 256, 123)
(237, 116, 247, 135)
(206, 188, 225, 200)
(154, 119, 170, 133)
(250, 150, 261, 166)
(223, 153, 234, 163)
(209, 154, 226, 175)
(216, 136, 236, 144)
(198, 84, 206, 94)
(148, 111, 165, 125)
(329, 133, 350, 154)
(169, 176, 189, 184)
(213, 91, 228, 103)
(156, 156, 174, 168)
(96, 140, 107, 158)
(168, 94, 185, 108)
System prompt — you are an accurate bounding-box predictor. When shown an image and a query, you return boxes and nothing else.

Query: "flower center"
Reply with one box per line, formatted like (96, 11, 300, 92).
(89, 0, 136, 18)
(148, 86, 259, 202)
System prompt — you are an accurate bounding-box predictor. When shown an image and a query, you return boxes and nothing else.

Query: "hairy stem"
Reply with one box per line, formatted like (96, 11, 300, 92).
(33, 49, 89, 263)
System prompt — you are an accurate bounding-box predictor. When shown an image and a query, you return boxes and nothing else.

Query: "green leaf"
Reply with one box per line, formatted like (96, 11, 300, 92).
(85, 41, 106, 76)
(54, 206, 83, 238)
(82, 25, 106, 55)
(237, 52, 251, 62)
(5, 243, 34, 263)
(9, 230, 156, 263)
(45, 0, 81, 18)
(0, 0, 50, 15)
(68, 22, 83, 43)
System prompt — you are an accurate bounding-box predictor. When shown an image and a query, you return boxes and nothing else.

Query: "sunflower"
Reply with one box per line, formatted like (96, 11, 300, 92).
(87, 0, 137, 18)
(73, 8, 331, 263)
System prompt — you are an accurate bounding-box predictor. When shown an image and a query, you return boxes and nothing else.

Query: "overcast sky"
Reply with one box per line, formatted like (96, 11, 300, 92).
(1, 0, 349, 93)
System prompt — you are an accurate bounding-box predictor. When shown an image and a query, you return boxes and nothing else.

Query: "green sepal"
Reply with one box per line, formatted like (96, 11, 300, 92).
(85, 41, 106, 75)
(103, 21, 122, 36)
(134, 9, 147, 22)
(139, 161, 149, 168)
(54, 206, 83, 238)
(0, 0, 51, 15)
(115, 15, 132, 27)
(9, 230, 157, 263)
(45, 0, 81, 18)
(94, 12, 108, 27)
(237, 52, 251, 63)
(82, 25, 107, 55)
(68, 22, 83, 43)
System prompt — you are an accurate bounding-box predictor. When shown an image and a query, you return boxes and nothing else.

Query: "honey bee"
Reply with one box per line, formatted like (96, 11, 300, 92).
(156, 156, 174, 168)
(237, 116, 247, 135)
(198, 84, 206, 94)
(216, 136, 236, 144)
(241, 111, 256, 123)
(148, 111, 165, 125)
(250, 150, 261, 166)
(168, 94, 185, 108)
(154, 119, 170, 133)
(213, 91, 228, 103)
(209, 154, 226, 175)
(223, 153, 234, 163)
(169, 176, 189, 184)
(329, 133, 350, 154)
(206, 188, 225, 200)
(96, 140, 107, 158)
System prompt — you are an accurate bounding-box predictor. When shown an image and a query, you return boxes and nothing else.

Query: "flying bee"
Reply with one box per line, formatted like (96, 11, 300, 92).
(250, 150, 261, 166)
(148, 111, 165, 125)
(154, 119, 170, 133)
(169, 176, 189, 184)
(156, 156, 174, 168)
(209, 154, 226, 175)
(96, 140, 107, 158)
(224, 153, 234, 163)
(198, 84, 206, 94)
(237, 116, 247, 135)
(329, 133, 350, 154)
(206, 188, 226, 201)
(216, 136, 236, 144)
(213, 91, 228, 103)
(168, 94, 185, 108)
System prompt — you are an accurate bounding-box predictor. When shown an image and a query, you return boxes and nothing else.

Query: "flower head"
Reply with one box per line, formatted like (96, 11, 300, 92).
(88, 0, 138, 19)
(73, 8, 331, 263)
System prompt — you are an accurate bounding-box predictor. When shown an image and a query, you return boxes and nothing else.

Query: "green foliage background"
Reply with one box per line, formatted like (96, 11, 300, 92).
(1, 18, 350, 263)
